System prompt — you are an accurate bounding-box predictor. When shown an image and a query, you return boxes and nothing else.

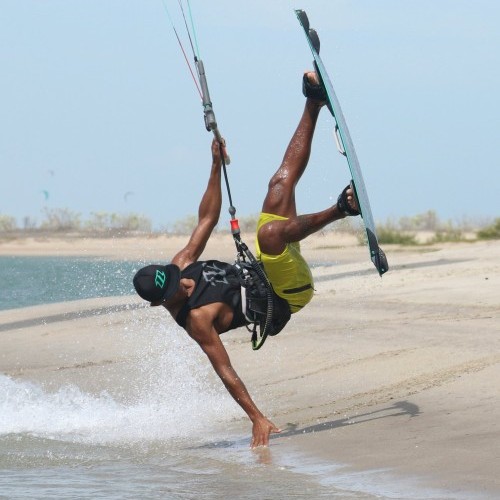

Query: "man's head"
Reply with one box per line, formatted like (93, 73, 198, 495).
(133, 264, 181, 305)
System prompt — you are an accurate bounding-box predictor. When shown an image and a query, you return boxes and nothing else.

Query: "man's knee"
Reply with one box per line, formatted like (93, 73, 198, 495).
(267, 172, 284, 192)
(264, 172, 294, 210)
(257, 222, 274, 246)
(257, 222, 286, 255)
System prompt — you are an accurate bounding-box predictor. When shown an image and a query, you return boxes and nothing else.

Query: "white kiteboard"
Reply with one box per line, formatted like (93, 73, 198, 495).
(296, 9, 389, 276)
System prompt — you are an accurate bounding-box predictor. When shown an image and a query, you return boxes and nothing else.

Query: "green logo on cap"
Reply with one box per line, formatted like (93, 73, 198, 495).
(155, 270, 166, 289)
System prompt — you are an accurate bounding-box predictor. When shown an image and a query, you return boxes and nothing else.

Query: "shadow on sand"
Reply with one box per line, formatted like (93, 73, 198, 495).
(197, 400, 420, 450)
(273, 400, 420, 440)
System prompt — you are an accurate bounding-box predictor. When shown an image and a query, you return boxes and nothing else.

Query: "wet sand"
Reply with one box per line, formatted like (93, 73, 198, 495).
(1, 234, 499, 496)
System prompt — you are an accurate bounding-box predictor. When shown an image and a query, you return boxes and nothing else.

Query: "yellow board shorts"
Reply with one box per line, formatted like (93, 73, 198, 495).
(255, 212, 314, 314)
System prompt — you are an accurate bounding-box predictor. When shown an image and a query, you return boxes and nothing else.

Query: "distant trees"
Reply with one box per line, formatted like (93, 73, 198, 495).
(477, 218, 500, 240)
(0, 208, 499, 243)
(0, 208, 152, 234)
(0, 215, 16, 232)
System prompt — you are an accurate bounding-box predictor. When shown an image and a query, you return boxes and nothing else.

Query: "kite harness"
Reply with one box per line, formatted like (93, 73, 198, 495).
(163, 1, 289, 349)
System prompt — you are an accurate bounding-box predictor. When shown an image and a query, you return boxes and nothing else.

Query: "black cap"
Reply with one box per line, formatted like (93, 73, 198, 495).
(133, 264, 181, 303)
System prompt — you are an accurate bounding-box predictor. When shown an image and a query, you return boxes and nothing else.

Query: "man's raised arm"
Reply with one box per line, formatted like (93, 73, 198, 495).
(172, 138, 226, 270)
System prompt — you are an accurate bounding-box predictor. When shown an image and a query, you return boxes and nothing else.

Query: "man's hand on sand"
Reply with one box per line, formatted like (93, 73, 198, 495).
(251, 416, 281, 449)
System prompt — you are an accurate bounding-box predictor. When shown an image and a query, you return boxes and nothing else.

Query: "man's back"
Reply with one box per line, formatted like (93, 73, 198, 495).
(174, 260, 247, 333)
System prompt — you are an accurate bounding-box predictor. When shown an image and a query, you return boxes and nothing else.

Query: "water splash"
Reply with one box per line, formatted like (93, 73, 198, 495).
(0, 320, 242, 445)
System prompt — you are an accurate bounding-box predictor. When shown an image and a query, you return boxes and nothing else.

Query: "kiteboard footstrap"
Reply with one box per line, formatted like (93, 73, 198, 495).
(337, 182, 361, 217)
(302, 72, 327, 102)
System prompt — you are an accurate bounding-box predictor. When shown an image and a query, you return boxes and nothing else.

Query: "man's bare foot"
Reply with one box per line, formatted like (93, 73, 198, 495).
(345, 186, 360, 214)
(337, 182, 361, 216)
(304, 70, 320, 86)
(302, 70, 327, 105)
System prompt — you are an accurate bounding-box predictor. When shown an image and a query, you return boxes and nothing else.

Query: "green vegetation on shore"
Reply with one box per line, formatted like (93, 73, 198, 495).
(0, 209, 499, 244)
(476, 218, 500, 240)
(373, 212, 499, 245)
(0, 208, 152, 235)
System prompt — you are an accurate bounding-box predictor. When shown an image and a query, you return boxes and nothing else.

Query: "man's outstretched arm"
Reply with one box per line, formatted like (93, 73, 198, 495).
(172, 138, 226, 270)
(187, 309, 281, 448)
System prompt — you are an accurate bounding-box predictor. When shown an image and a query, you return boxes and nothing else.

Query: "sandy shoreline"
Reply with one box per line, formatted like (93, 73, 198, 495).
(1, 235, 499, 496)
(0, 231, 362, 262)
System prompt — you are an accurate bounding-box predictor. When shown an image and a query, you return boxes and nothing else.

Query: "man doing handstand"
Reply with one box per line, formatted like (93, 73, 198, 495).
(133, 71, 359, 447)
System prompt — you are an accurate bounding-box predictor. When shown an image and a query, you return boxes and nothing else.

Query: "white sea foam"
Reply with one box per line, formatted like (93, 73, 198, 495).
(0, 321, 242, 445)
(0, 373, 240, 445)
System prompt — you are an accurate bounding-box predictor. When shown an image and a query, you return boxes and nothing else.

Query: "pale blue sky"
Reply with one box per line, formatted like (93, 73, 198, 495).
(1, 0, 499, 229)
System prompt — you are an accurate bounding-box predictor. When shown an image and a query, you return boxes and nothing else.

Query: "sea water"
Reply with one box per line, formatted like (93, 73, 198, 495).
(0, 256, 139, 311)
(0, 257, 479, 499)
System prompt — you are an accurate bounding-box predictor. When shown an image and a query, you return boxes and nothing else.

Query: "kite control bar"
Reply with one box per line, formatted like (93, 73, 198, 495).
(195, 59, 220, 141)
(195, 58, 230, 164)
(163, 0, 239, 243)
(193, 56, 238, 241)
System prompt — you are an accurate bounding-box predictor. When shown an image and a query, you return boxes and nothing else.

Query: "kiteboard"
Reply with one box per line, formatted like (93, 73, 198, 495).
(296, 9, 389, 276)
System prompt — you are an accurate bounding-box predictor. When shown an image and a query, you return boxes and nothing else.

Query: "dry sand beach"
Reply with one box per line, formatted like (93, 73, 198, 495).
(0, 233, 499, 498)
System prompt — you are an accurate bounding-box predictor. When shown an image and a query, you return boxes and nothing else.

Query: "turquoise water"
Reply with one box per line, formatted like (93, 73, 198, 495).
(0, 256, 140, 310)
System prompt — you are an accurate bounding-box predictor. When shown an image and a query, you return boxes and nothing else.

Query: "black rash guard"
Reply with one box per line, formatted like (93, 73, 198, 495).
(175, 260, 247, 333)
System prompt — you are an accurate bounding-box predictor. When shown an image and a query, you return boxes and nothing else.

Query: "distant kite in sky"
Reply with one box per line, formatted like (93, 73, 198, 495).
(41, 190, 49, 201)
(123, 191, 134, 202)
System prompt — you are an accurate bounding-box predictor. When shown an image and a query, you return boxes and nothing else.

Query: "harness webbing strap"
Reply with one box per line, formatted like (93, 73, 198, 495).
(232, 235, 274, 350)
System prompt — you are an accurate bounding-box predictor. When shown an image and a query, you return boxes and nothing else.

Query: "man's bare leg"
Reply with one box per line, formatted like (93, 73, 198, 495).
(260, 98, 323, 219)
(258, 72, 358, 256)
